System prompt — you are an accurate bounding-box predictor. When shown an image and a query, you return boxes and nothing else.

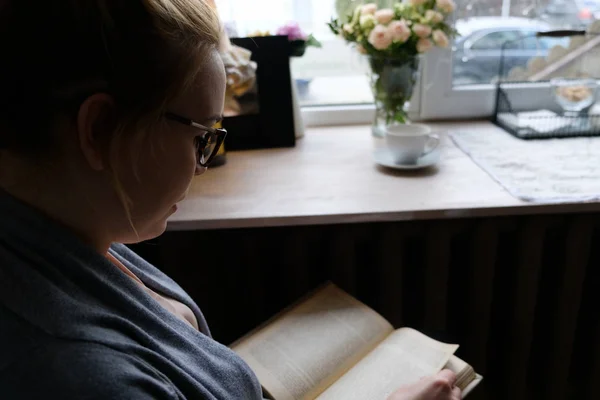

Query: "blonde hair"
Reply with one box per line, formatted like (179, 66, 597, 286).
(0, 0, 222, 233)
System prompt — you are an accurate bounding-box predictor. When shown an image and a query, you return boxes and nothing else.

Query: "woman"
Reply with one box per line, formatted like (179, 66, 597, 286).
(0, 1, 461, 399)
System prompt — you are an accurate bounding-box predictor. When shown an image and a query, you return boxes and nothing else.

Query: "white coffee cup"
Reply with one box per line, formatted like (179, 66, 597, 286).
(384, 124, 440, 165)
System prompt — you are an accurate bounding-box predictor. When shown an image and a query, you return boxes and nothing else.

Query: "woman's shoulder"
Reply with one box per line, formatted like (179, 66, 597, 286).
(109, 243, 212, 335)
(109, 243, 185, 297)
(0, 336, 179, 399)
(110, 243, 173, 285)
(109, 243, 182, 294)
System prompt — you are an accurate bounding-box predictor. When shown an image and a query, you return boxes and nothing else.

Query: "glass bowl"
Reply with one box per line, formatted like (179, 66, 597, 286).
(550, 78, 598, 116)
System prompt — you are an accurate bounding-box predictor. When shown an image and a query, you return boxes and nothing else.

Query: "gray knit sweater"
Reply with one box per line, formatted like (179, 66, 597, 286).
(0, 190, 263, 399)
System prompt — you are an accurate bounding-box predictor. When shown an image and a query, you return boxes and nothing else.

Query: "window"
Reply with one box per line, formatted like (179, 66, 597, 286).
(420, 0, 598, 120)
(216, 0, 598, 123)
(453, 27, 571, 86)
(521, 34, 570, 50)
(470, 31, 522, 50)
(215, 0, 372, 110)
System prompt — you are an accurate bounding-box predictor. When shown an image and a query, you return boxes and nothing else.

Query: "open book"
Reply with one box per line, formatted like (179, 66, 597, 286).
(231, 283, 482, 400)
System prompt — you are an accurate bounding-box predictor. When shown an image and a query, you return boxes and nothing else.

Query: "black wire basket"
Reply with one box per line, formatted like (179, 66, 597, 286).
(492, 30, 600, 140)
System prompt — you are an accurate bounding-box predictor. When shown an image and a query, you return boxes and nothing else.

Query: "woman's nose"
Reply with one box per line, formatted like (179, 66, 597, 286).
(195, 165, 208, 176)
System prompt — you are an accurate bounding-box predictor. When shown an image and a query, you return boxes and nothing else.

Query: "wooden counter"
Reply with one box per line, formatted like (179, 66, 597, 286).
(168, 121, 600, 231)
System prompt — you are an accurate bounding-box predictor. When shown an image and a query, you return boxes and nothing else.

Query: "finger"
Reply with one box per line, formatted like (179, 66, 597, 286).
(452, 385, 462, 399)
(437, 369, 458, 387)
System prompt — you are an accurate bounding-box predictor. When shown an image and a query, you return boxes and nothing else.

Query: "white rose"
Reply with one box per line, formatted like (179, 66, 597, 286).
(368, 24, 393, 50)
(417, 38, 434, 53)
(374, 8, 395, 25)
(432, 29, 449, 48)
(410, 0, 427, 5)
(360, 15, 377, 31)
(343, 23, 354, 34)
(425, 10, 444, 24)
(351, 5, 362, 23)
(394, 3, 409, 13)
(436, 0, 456, 14)
(412, 23, 432, 38)
(361, 3, 378, 15)
(388, 20, 411, 43)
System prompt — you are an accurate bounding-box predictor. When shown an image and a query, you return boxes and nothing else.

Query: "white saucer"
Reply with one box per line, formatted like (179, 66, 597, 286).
(374, 147, 441, 170)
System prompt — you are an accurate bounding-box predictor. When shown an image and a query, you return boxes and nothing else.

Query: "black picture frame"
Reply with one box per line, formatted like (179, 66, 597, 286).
(222, 35, 296, 151)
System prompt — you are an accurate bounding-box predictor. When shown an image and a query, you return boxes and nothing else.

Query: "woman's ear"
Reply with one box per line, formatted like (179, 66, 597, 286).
(76, 93, 116, 171)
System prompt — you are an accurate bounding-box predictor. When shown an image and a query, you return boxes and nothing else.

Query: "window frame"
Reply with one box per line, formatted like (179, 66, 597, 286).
(417, 42, 573, 121)
(303, 47, 560, 126)
(298, 13, 579, 126)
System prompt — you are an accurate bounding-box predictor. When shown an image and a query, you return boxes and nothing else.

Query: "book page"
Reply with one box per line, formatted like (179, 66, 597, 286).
(316, 328, 458, 400)
(232, 284, 394, 400)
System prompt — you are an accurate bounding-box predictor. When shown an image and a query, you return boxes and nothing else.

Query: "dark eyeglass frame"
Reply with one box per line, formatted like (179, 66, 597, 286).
(165, 112, 227, 167)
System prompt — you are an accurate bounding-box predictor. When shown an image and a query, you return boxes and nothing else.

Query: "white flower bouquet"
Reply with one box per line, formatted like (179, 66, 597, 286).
(329, 0, 457, 57)
(329, 1, 458, 129)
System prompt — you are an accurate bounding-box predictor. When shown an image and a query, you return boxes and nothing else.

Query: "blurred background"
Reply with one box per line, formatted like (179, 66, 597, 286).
(215, 0, 600, 106)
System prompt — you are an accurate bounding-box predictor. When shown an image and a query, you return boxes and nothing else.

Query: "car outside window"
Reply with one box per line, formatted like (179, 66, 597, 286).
(470, 31, 522, 50)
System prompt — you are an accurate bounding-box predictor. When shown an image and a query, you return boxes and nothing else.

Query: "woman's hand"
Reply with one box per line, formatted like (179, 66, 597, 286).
(387, 369, 461, 400)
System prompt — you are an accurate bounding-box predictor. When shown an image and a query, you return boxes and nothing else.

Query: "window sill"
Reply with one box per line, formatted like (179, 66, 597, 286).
(302, 104, 375, 127)
(168, 121, 599, 231)
(302, 81, 570, 127)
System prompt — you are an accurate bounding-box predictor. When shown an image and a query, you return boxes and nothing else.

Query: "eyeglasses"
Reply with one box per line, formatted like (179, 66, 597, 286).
(165, 112, 227, 167)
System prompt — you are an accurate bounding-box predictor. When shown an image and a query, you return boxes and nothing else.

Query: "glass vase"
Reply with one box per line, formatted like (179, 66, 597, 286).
(368, 55, 420, 137)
